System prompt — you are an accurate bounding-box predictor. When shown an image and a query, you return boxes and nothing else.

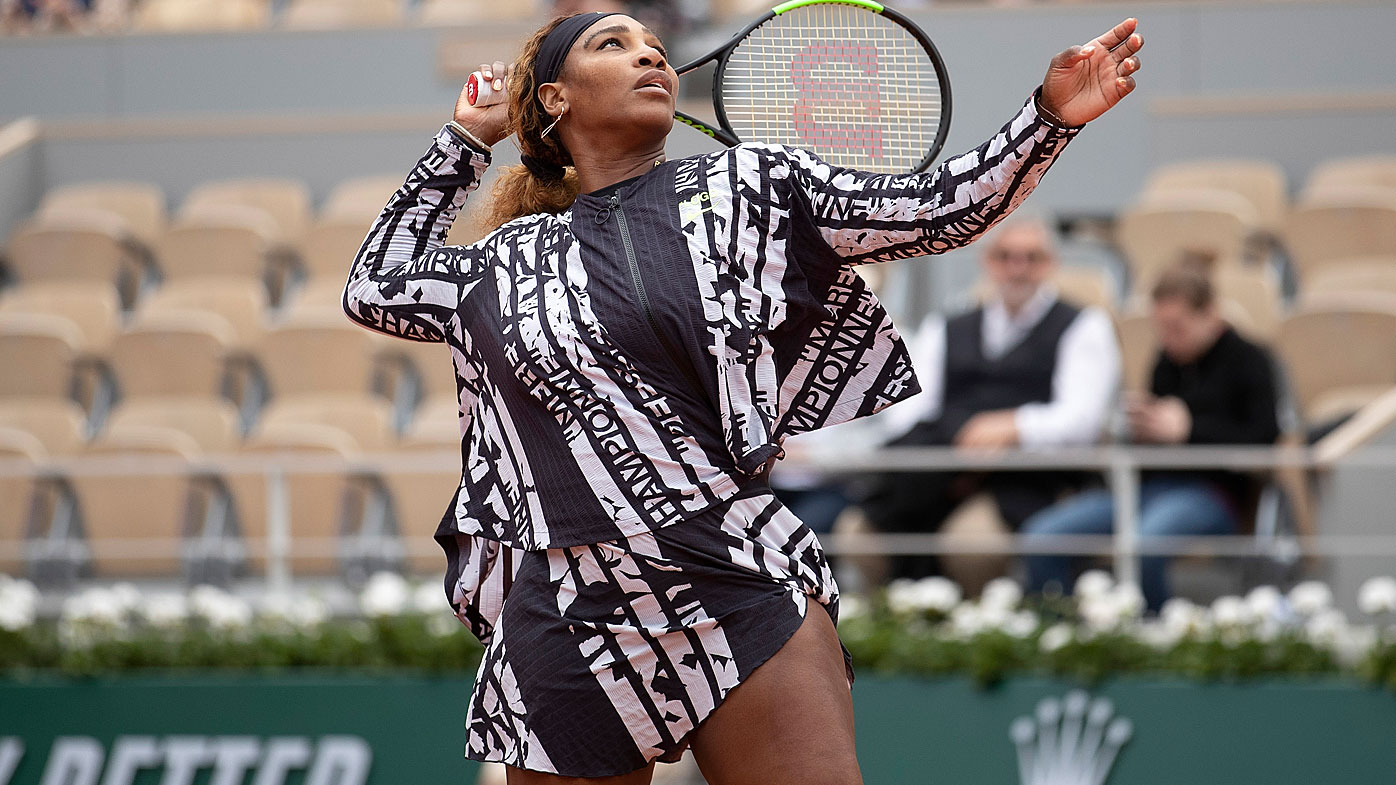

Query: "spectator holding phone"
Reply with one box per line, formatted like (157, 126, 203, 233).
(1021, 258, 1281, 611)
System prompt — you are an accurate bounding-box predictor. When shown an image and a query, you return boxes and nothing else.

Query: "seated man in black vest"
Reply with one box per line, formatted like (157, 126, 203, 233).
(862, 216, 1120, 579)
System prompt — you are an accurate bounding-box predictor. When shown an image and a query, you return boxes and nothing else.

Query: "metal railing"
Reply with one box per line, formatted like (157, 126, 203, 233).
(4, 444, 1396, 588)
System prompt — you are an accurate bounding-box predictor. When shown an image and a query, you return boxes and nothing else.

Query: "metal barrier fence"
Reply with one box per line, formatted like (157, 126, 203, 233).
(4, 444, 1396, 590)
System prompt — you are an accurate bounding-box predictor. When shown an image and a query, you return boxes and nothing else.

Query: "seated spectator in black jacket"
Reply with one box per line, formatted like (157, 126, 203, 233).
(1022, 260, 1281, 611)
(861, 217, 1119, 578)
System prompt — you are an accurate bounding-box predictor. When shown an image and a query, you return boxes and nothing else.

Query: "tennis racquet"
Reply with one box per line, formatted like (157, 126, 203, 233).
(672, 0, 951, 174)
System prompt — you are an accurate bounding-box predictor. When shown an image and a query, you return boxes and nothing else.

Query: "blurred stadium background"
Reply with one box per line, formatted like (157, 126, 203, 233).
(2, 1, 1396, 784)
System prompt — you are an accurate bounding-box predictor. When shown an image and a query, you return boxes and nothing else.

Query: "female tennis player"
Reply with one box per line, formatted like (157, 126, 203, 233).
(344, 11, 1142, 784)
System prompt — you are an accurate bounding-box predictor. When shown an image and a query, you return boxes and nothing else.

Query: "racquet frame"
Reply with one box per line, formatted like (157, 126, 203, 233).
(672, 0, 952, 172)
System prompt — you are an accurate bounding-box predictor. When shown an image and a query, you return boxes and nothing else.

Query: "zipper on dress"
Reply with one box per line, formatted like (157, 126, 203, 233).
(604, 194, 666, 342)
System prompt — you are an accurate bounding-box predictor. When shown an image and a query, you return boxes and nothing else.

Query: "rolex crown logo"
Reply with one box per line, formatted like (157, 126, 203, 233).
(1009, 690, 1133, 785)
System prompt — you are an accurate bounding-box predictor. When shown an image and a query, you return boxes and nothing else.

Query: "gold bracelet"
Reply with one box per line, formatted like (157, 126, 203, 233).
(448, 120, 492, 152)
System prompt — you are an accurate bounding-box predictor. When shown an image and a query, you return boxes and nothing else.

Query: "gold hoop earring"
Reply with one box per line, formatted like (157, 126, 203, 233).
(541, 108, 565, 138)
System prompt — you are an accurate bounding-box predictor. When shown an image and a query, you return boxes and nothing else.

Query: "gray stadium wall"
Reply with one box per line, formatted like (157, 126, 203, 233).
(1, 0, 1395, 236)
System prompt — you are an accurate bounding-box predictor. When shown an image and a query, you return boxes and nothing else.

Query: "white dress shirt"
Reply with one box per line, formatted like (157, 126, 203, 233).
(881, 285, 1120, 448)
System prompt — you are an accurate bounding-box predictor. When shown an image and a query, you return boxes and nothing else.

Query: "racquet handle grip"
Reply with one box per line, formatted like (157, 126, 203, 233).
(466, 71, 508, 107)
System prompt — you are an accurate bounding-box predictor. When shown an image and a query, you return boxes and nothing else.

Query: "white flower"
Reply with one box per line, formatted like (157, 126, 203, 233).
(188, 585, 252, 630)
(259, 592, 329, 627)
(1003, 610, 1040, 639)
(1357, 577, 1396, 616)
(1137, 620, 1185, 650)
(1074, 569, 1115, 600)
(412, 582, 450, 615)
(1244, 585, 1285, 623)
(110, 582, 142, 615)
(360, 571, 411, 617)
(141, 593, 189, 628)
(1210, 595, 1252, 628)
(914, 576, 962, 613)
(0, 576, 39, 631)
(886, 577, 959, 616)
(1332, 625, 1378, 668)
(1110, 583, 1146, 619)
(1304, 608, 1348, 647)
(1039, 623, 1073, 653)
(1079, 584, 1143, 632)
(1289, 581, 1334, 616)
(980, 577, 1023, 612)
(63, 588, 126, 627)
(949, 602, 987, 637)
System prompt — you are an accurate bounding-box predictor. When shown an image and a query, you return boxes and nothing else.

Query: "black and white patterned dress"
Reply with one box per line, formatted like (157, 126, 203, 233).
(342, 91, 1078, 776)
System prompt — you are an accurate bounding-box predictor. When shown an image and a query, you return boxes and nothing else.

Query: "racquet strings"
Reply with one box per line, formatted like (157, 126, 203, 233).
(720, 3, 943, 173)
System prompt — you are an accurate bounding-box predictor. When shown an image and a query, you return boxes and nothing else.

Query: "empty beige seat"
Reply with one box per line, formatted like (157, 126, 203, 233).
(6, 209, 139, 291)
(227, 313, 396, 574)
(1214, 265, 1282, 340)
(298, 219, 371, 283)
(1306, 257, 1396, 299)
(1053, 266, 1116, 312)
(0, 282, 121, 353)
(133, 0, 271, 31)
(234, 395, 395, 574)
(74, 311, 242, 577)
(1277, 294, 1396, 423)
(38, 181, 166, 251)
(1141, 159, 1288, 234)
(1304, 156, 1396, 199)
(1112, 310, 1155, 393)
(182, 178, 312, 247)
(323, 175, 404, 223)
(137, 278, 270, 349)
(1117, 189, 1257, 291)
(1283, 189, 1396, 283)
(0, 426, 44, 574)
(0, 312, 84, 404)
(281, 0, 402, 29)
(156, 205, 278, 289)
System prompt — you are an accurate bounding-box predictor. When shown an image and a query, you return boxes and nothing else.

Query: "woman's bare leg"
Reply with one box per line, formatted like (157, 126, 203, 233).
(505, 763, 655, 785)
(688, 605, 862, 785)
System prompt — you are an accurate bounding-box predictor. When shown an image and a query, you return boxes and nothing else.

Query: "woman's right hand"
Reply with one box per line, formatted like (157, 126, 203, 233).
(453, 60, 513, 147)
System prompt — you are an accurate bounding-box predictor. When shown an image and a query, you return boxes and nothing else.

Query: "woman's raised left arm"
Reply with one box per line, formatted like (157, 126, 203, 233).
(776, 18, 1143, 266)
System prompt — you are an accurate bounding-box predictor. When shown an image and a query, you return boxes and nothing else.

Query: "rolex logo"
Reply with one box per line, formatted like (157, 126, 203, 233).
(1009, 691, 1133, 785)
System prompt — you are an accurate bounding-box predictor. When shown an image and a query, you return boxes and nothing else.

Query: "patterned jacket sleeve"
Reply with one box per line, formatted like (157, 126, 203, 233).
(772, 91, 1081, 266)
(342, 125, 494, 342)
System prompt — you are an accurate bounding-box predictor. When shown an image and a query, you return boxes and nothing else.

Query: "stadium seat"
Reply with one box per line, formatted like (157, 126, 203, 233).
(1214, 265, 1282, 340)
(281, 0, 403, 29)
(37, 181, 167, 252)
(226, 312, 398, 575)
(1303, 155, 1396, 199)
(0, 282, 121, 353)
(157, 204, 279, 283)
(5, 209, 142, 306)
(1116, 189, 1257, 291)
(1141, 159, 1288, 235)
(132, 0, 271, 32)
(1305, 257, 1396, 299)
(69, 310, 243, 578)
(297, 219, 371, 285)
(323, 175, 403, 223)
(1283, 189, 1396, 283)
(1276, 293, 1396, 424)
(0, 426, 43, 575)
(1112, 310, 1155, 393)
(137, 278, 270, 351)
(182, 178, 312, 247)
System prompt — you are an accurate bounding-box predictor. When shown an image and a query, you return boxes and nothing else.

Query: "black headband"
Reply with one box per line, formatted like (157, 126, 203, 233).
(533, 12, 620, 114)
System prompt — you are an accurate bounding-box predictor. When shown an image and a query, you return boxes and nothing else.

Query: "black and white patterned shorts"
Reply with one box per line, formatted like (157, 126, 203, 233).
(460, 488, 848, 777)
